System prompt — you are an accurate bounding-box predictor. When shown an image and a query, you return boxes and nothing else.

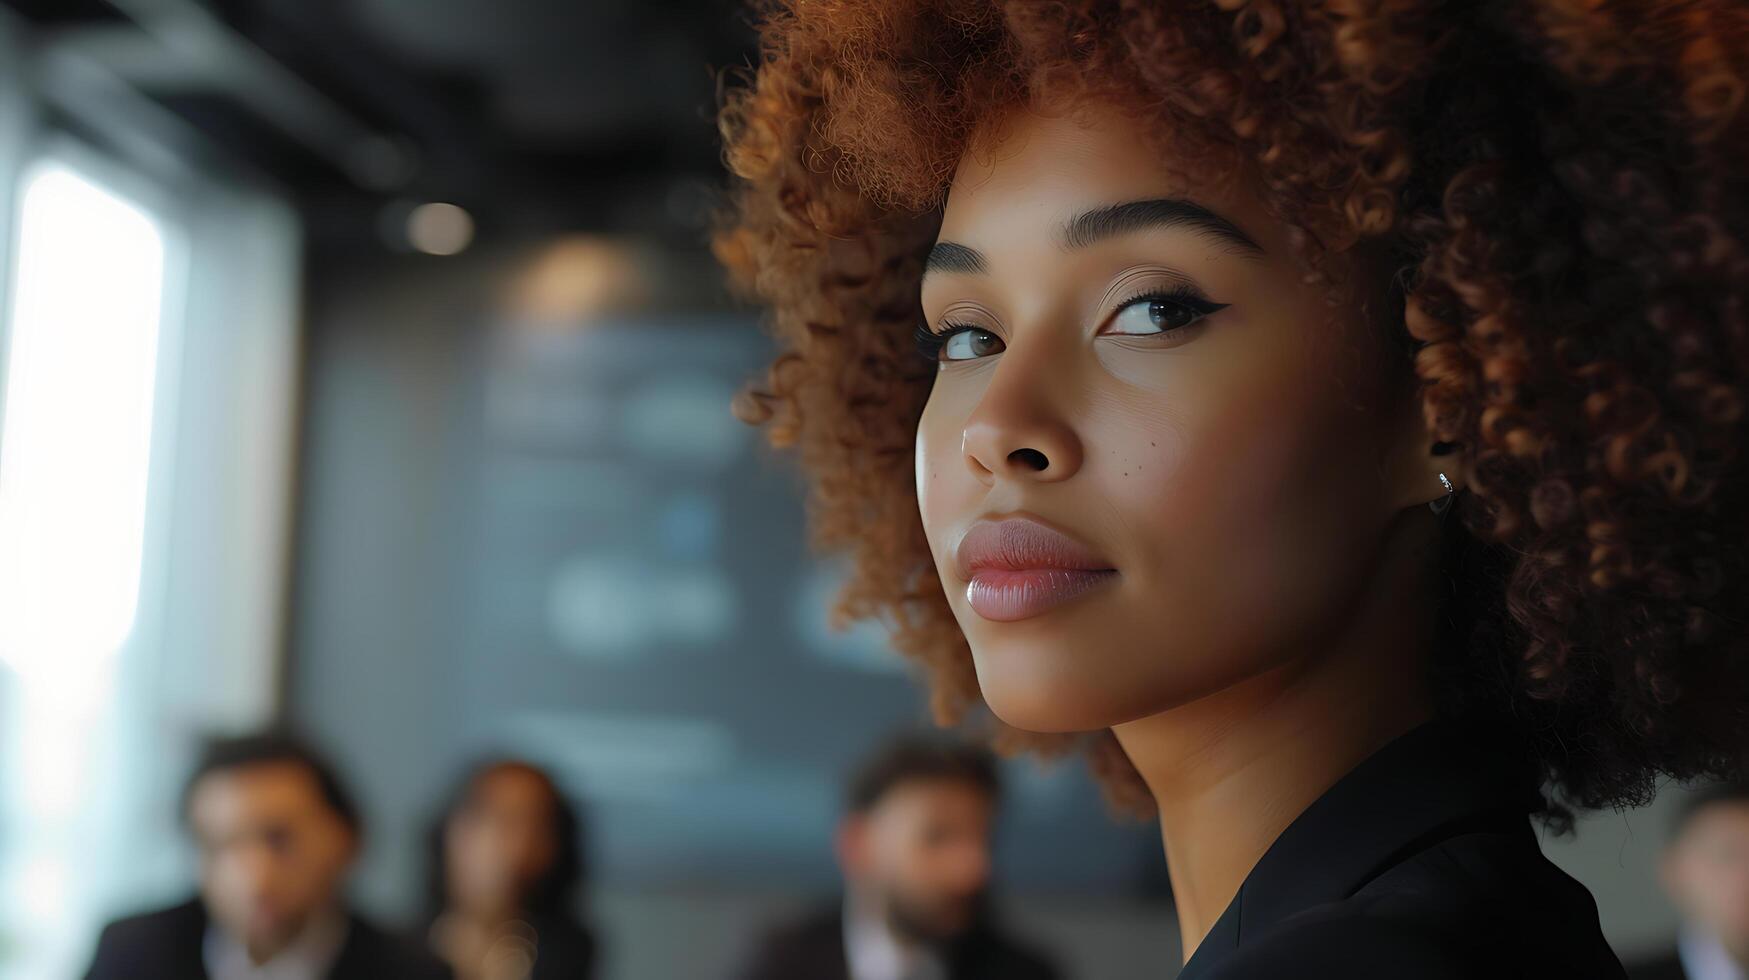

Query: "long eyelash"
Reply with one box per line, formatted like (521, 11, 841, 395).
(914, 320, 981, 361)
(913, 320, 944, 361)
(1113, 282, 1231, 322)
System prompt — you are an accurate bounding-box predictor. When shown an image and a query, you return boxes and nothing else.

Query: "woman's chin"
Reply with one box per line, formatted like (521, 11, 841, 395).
(970, 641, 1151, 734)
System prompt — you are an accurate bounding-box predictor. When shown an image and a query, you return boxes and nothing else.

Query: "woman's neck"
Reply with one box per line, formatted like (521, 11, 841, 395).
(1113, 515, 1441, 964)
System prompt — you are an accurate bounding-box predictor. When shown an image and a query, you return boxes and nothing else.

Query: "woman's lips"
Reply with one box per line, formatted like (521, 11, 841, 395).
(954, 518, 1118, 622)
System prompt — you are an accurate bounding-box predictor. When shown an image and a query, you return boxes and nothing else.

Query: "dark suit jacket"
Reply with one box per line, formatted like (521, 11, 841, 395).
(735, 903, 1059, 980)
(490, 913, 598, 980)
(1180, 720, 1628, 979)
(1624, 951, 1690, 980)
(84, 898, 453, 980)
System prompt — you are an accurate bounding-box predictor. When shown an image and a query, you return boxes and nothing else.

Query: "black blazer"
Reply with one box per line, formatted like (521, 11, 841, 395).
(487, 913, 598, 980)
(84, 898, 453, 980)
(734, 903, 1060, 980)
(1179, 720, 1627, 979)
(1624, 951, 1690, 980)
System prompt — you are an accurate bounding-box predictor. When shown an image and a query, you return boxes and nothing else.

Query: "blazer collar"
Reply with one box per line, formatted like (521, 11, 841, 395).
(1179, 718, 1543, 979)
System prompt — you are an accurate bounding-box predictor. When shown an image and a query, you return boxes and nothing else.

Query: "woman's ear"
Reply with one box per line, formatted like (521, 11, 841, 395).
(1383, 388, 1467, 515)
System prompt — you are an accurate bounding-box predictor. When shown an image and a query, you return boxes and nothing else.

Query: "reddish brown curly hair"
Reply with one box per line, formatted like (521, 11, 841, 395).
(715, 0, 1749, 819)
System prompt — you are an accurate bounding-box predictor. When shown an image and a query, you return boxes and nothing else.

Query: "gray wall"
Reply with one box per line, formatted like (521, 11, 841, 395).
(1547, 791, 1690, 963)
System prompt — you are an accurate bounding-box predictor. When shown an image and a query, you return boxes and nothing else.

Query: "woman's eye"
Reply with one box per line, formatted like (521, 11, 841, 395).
(940, 326, 1005, 361)
(1104, 293, 1227, 336)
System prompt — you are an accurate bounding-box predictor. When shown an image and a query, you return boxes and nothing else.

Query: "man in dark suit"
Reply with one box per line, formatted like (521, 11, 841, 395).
(1627, 783, 1749, 980)
(84, 732, 450, 980)
(735, 734, 1059, 980)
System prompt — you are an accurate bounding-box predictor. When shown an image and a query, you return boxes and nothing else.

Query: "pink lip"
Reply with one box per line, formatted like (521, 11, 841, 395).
(954, 517, 1118, 622)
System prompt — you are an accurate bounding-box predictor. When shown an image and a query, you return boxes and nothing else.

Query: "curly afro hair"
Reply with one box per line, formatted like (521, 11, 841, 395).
(714, 0, 1749, 820)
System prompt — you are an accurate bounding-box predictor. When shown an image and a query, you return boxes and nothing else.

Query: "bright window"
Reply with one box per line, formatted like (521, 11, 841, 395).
(0, 161, 171, 980)
(0, 164, 167, 673)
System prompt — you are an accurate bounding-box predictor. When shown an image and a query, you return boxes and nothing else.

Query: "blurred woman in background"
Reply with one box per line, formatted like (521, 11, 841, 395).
(425, 760, 598, 980)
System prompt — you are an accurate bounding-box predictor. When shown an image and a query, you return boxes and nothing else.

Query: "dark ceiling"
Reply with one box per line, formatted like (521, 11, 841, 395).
(1, 0, 758, 247)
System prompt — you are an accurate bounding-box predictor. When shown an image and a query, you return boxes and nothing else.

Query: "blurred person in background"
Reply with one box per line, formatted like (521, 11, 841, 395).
(735, 733, 1058, 980)
(1629, 784, 1749, 980)
(424, 759, 598, 980)
(83, 732, 450, 980)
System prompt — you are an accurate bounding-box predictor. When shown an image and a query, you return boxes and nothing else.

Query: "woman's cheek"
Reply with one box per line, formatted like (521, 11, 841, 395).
(1085, 384, 1191, 497)
(1096, 366, 1312, 605)
(914, 385, 977, 558)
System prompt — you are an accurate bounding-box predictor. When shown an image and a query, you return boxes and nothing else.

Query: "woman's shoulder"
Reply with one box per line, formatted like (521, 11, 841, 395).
(1210, 829, 1627, 980)
(1207, 909, 1483, 979)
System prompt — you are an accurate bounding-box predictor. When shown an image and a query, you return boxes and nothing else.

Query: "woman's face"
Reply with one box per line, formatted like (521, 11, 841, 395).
(916, 100, 1427, 733)
(445, 767, 560, 918)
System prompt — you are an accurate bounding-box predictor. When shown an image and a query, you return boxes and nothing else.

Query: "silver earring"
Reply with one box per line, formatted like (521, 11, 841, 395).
(1429, 472, 1455, 516)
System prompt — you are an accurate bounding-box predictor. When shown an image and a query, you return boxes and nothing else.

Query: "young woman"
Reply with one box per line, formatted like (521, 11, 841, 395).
(715, 1, 1749, 976)
(424, 760, 597, 980)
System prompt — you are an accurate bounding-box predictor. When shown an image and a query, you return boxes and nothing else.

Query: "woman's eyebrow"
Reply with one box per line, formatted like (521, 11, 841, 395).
(1063, 197, 1266, 258)
(923, 241, 988, 277)
(924, 197, 1266, 280)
